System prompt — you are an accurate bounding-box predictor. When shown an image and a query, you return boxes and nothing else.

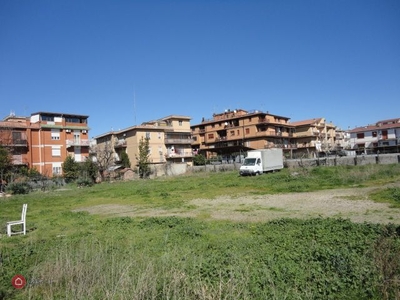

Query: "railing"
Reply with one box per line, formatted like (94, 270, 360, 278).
(66, 139, 90, 147)
(164, 138, 194, 144)
(255, 131, 289, 137)
(114, 140, 127, 147)
(165, 151, 194, 158)
(10, 139, 28, 146)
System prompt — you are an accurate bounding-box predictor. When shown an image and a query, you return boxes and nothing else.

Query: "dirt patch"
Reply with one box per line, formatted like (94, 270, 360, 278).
(75, 185, 400, 224)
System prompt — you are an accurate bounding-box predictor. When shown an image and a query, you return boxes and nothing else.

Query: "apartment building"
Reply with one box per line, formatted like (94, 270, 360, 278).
(0, 112, 90, 176)
(93, 115, 193, 171)
(348, 118, 400, 154)
(290, 118, 337, 157)
(191, 109, 295, 160)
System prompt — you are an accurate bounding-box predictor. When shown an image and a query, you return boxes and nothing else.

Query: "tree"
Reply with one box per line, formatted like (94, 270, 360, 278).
(62, 156, 79, 183)
(80, 157, 99, 183)
(120, 151, 131, 168)
(0, 145, 12, 192)
(193, 154, 206, 166)
(93, 141, 115, 181)
(136, 137, 150, 178)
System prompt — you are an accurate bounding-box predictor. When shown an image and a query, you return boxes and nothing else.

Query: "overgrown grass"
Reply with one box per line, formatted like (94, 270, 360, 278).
(1, 164, 400, 299)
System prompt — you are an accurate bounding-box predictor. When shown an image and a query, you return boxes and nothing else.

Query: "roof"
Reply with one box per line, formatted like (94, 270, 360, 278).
(161, 115, 191, 121)
(348, 122, 400, 133)
(290, 118, 323, 126)
(191, 109, 290, 127)
(30, 112, 89, 118)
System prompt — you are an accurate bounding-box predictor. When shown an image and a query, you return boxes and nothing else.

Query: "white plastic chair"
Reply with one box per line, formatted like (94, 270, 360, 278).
(7, 204, 28, 237)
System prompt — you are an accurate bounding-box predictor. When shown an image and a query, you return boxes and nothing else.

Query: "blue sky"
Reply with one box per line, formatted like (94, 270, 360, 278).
(1, 0, 399, 138)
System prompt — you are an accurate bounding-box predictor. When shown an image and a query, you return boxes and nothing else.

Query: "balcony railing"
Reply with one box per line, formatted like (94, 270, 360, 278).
(66, 139, 90, 147)
(114, 140, 127, 148)
(164, 138, 194, 144)
(10, 139, 28, 147)
(165, 151, 194, 158)
(255, 131, 290, 137)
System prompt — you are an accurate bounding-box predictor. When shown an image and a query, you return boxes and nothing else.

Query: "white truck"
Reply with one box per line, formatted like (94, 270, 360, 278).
(239, 148, 284, 176)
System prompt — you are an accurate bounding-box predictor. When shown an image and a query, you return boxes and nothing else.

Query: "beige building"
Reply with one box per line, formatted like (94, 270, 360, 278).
(290, 118, 337, 157)
(93, 115, 193, 172)
(191, 109, 295, 160)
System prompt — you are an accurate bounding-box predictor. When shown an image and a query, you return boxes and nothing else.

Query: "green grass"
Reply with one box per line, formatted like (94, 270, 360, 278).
(1, 164, 400, 299)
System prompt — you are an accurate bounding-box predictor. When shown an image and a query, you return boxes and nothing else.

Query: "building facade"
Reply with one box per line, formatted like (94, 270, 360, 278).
(0, 112, 90, 176)
(93, 115, 193, 172)
(348, 118, 400, 154)
(290, 118, 338, 157)
(191, 109, 295, 160)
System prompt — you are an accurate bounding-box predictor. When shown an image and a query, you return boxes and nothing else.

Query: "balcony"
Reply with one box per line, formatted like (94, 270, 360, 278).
(114, 140, 127, 148)
(258, 118, 272, 124)
(9, 139, 28, 147)
(165, 151, 194, 158)
(165, 138, 194, 144)
(66, 139, 90, 147)
(255, 131, 289, 137)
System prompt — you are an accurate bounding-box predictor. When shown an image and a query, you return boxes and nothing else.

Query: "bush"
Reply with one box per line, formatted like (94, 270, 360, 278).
(6, 182, 31, 194)
(76, 177, 93, 187)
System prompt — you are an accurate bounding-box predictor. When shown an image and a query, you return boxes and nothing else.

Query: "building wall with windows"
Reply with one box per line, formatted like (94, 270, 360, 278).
(191, 109, 295, 160)
(0, 112, 90, 176)
(348, 118, 400, 154)
(93, 115, 193, 173)
(290, 118, 337, 157)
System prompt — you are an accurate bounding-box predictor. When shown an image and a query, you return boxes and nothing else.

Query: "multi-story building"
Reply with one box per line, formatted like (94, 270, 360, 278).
(290, 118, 337, 157)
(348, 118, 400, 154)
(0, 112, 90, 176)
(93, 115, 193, 171)
(191, 109, 295, 160)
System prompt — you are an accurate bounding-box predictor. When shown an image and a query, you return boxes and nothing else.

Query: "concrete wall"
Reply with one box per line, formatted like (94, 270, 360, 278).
(284, 153, 400, 169)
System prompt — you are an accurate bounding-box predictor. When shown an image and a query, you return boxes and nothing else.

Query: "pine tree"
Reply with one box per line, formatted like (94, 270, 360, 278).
(62, 155, 79, 182)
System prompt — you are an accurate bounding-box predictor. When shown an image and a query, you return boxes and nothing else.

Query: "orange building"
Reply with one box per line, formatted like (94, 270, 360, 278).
(0, 112, 90, 176)
(191, 109, 295, 160)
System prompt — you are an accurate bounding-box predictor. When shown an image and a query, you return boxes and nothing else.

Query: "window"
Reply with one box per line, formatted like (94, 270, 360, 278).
(51, 129, 60, 140)
(42, 115, 54, 121)
(230, 130, 235, 136)
(356, 133, 364, 139)
(179, 120, 183, 126)
(146, 132, 151, 139)
(52, 146, 61, 156)
(245, 128, 250, 134)
(372, 131, 377, 137)
(158, 132, 162, 139)
(53, 166, 62, 175)
(66, 117, 81, 123)
(237, 130, 240, 135)
(208, 133, 214, 139)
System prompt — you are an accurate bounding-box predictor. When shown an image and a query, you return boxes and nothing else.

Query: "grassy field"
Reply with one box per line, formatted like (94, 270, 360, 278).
(1, 164, 400, 299)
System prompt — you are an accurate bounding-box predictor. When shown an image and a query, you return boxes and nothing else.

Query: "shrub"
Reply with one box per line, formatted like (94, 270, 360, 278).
(6, 181, 31, 194)
(76, 177, 93, 187)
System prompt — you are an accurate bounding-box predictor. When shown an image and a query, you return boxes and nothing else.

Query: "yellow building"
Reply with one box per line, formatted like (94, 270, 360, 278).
(93, 115, 193, 172)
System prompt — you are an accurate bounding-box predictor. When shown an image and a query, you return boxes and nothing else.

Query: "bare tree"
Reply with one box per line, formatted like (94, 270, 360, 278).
(91, 141, 115, 181)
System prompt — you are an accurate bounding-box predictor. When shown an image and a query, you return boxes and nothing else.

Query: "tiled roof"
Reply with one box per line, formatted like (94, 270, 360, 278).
(290, 118, 323, 126)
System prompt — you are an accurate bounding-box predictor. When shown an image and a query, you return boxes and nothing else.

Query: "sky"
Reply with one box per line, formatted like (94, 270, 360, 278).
(1, 0, 399, 138)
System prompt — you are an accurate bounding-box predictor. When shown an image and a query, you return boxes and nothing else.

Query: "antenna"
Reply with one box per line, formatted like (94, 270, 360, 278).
(133, 86, 137, 124)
